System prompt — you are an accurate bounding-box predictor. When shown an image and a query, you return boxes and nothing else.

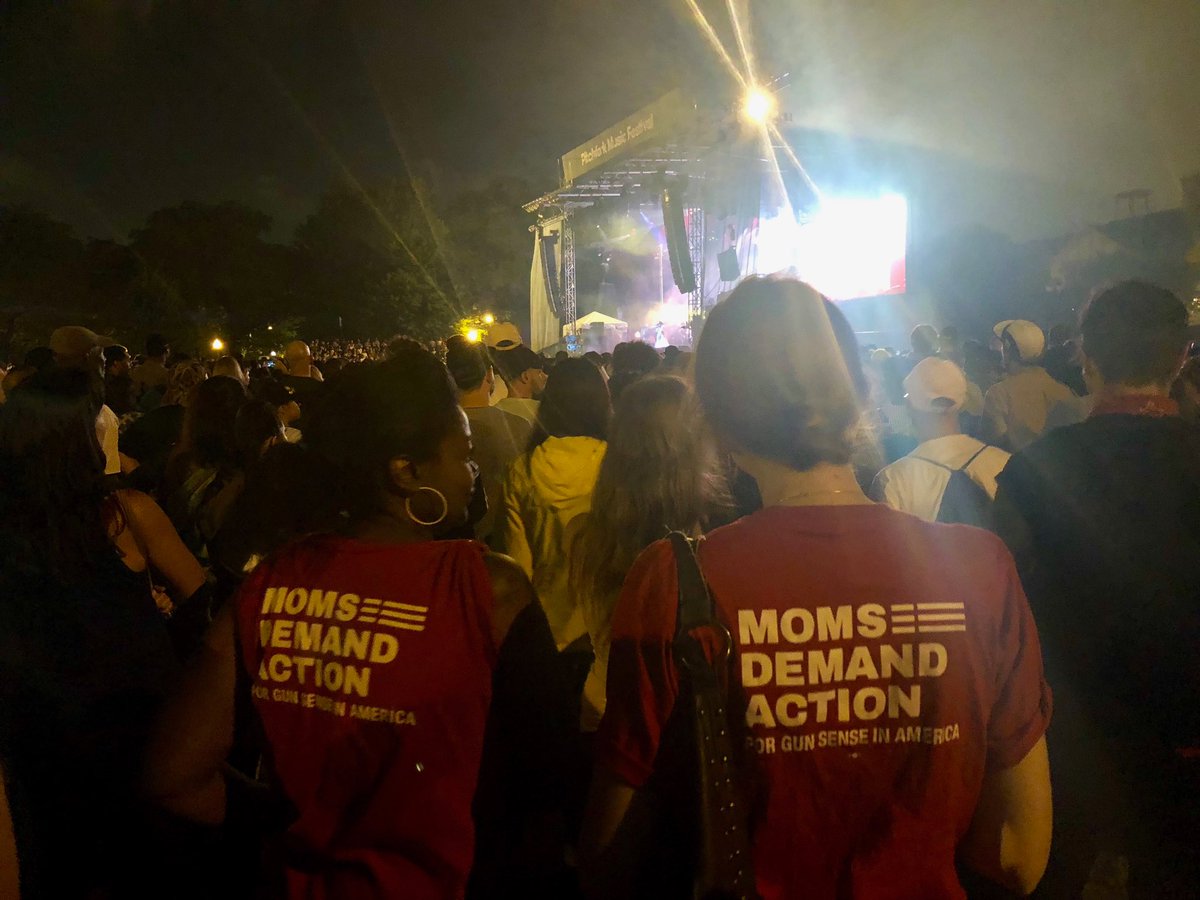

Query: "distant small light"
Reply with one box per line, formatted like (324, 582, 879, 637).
(269, 350, 277, 357)
(211, 337, 224, 352)
(482, 313, 495, 325)
(267, 325, 274, 331)
(465, 328, 481, 343)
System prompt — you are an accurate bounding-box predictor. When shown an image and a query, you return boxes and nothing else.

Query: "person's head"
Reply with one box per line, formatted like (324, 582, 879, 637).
(50, 325, 113, 376)
(910, 323, 939, 359)
(695, 277, 863, 476)
(306, 344, 476, 534)
(904, 357, 967, 441)
(103, 345, 131, 377)
(607, 340, 662, 401)
(145, 333, 169, 360)
(445, 338, 494, 407)
(0, 368, 111, 580)
(583, 350, 604, 369)
(251, 377, 301, 426)
(163, 360, 209, 406)
(572, 375, 727, 627)
(174, 375, 248, 474)
(994, 320, 1046, 371)
(493, 345, 547, 400)
(554, 350, 570, 366)
(234, 399, 286, 467)
(1080, 280, 1189, 395)
(22, 346, 56, 374)
(529, 357, 610, 450)
(213, 355, 248, 386)
(284, 340, 313, 373)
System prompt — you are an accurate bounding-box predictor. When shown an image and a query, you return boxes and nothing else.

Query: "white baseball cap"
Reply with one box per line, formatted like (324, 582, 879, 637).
(904, 357, 968, 413)
(993, 319, 1045, 362)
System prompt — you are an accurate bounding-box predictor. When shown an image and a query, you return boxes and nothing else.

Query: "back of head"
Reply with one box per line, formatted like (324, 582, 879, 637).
(1081, 280, 1188, 388)
(0, 368, 110, 578)
(145, 333, 169, 358)
(444, 339, 490, 393)
(23, 346, 56, 373)
(213, 355, 246, 384)
(179, 375, 247, 472)
(910, 323, 939, 358)
(575, 374, 725, 607)
(284, 340, 312, 368)
(306, 344, 460, 517)
(531, 357, 610, 449)
(163, 360, 209, 406)
(614, 341, 660, 377)
(695, 277, 863, 471)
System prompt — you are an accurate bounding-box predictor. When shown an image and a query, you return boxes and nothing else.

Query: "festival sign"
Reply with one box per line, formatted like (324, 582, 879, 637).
(559, 89, 692, 185)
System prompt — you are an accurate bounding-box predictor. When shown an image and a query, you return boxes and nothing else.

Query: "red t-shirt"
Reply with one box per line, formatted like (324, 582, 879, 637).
(235, 535, 496, 900)
(596, 504, 1051, 899)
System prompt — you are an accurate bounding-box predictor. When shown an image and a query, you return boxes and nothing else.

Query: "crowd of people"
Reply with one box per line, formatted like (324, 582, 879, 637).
(0, 275, 1197, 899)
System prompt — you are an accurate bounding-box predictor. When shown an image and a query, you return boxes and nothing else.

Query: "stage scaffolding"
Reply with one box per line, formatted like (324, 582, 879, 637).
(523, 146, 712, 346)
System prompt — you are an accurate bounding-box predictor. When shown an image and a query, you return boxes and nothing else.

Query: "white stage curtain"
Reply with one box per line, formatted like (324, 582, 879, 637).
(529, 220, 562, 352)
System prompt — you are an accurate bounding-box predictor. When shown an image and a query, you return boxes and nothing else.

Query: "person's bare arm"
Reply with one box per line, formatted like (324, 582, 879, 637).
(579, 767, 637, 861)
(0, 760, 18, 900)
(118, 489, 206, 598)
(142, 603, 237, 824)
(960, 736, 1052, 895)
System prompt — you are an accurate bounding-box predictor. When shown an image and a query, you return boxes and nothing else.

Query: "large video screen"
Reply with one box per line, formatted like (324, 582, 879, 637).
(751, 194, 908, 300)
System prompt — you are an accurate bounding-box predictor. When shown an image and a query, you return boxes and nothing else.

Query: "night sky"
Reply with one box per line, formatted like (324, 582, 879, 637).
(3, 0, 1199, 241)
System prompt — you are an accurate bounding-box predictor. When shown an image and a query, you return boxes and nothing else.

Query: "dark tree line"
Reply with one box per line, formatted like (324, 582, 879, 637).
(0, 175, 536, 361)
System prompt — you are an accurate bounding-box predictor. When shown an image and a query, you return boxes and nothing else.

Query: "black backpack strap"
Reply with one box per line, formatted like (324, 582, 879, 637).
(670, 531, 713, 639)
(958, 443, 991, 472)
(913, 442, 993, 475)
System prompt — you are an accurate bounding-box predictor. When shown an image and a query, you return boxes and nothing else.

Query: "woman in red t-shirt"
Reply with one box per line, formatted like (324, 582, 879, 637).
(146, 343, 570, 900)
(581, 278, 1053, 899)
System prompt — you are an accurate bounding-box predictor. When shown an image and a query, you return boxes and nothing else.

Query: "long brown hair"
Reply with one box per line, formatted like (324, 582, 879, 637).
(571, 375, 728, 650)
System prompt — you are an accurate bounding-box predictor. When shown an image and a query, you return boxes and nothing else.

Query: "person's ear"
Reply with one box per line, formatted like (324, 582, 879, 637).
(387, 457, 422, 494)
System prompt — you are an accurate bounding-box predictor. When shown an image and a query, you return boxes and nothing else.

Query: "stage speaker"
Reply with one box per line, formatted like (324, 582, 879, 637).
(660, 185, 697, 295)
(539, 230, 562, 317)
(717, 247, 740, 282)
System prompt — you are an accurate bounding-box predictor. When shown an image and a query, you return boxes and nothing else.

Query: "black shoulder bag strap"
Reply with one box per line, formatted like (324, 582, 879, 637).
(913, 443, 991, 475)
(669, 532, 759, 900)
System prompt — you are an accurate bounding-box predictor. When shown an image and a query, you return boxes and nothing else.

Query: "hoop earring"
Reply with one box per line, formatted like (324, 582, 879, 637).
(405, 486, 448, 528)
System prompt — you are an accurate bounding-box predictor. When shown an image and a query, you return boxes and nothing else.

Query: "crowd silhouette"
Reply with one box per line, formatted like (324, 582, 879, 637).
(0, 276, 1198, 899)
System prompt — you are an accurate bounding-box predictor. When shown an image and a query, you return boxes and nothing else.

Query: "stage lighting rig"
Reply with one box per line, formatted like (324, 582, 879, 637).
(741, 85, 777, 125)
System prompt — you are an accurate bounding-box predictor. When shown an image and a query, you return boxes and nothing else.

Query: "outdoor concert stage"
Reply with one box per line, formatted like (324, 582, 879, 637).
(523, 90, 910, 353)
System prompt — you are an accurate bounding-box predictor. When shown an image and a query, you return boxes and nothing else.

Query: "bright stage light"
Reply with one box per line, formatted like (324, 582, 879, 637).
(482, 313, 495, 325)
(742, 87, 776, 125)
(465, 328, 481, 343)
(211, 337, 224, 352)
(750, 193, 908, 300)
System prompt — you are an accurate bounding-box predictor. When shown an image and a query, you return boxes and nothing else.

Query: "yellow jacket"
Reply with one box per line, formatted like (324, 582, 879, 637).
(496, 436, 605, 649)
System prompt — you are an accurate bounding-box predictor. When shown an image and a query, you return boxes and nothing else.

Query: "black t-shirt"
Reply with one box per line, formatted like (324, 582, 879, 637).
(994, 413, 1200, 885)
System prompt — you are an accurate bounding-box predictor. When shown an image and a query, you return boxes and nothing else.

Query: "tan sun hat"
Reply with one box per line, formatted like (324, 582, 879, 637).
(49, 325, 115, 360)
(484, 322, 523, 350)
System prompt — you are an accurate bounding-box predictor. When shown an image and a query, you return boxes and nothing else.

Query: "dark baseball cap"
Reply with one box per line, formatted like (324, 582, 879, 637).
(492, 344, 544, 382)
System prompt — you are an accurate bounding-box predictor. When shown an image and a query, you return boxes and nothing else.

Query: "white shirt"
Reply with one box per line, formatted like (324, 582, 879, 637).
(96, 404, 121, 476)
(870, 434, 1011, 523)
